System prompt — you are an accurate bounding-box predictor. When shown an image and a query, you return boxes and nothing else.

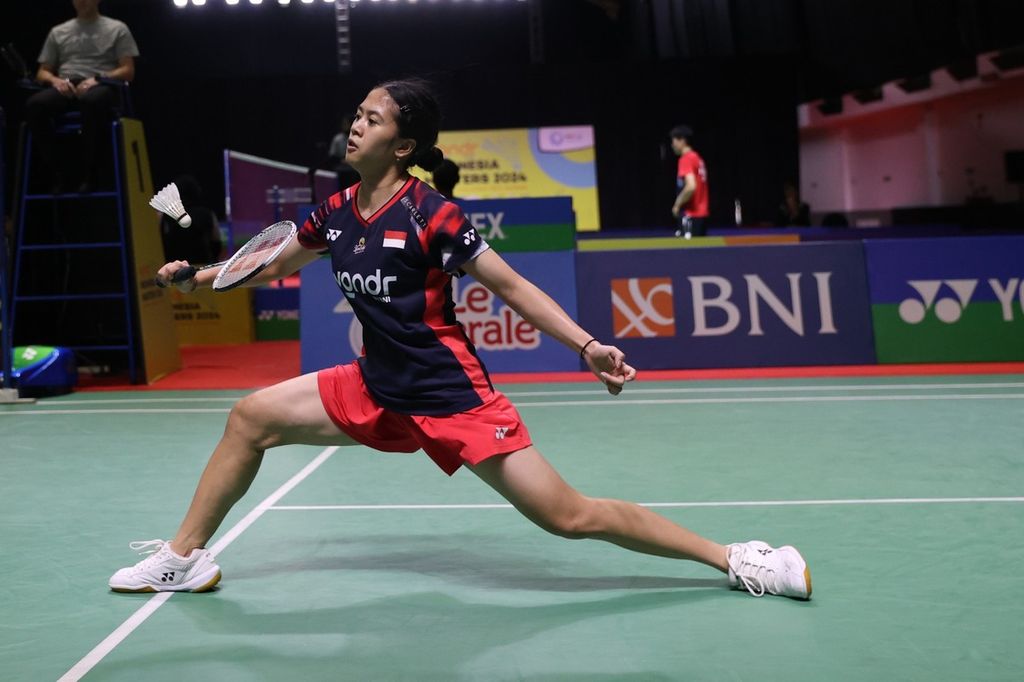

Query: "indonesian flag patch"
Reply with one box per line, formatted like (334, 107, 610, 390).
(382, 230, 406, 249)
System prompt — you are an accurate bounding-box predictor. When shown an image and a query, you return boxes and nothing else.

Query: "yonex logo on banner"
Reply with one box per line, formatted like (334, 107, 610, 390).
(611, 277, 676, 338)
(898, 280, 977, 324)
(899, 278, 1024, 324)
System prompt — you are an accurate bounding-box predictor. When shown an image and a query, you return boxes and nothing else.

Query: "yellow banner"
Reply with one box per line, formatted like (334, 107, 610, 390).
(412, 126, 601, 231)
(171, 287, 254, 346)
(120, 119, 181, 383)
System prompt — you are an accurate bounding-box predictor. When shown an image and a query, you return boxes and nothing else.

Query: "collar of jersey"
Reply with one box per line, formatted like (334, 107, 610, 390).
(351, 176, 416, 227)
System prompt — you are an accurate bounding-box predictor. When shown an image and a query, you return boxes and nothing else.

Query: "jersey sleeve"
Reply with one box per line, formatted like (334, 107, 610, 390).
(114, 22, 140, 59)
(677, 154, 698, 179)
(297, 192, 343, 251)
(425, 201, 489, 275)
(38, 29, 58, 65)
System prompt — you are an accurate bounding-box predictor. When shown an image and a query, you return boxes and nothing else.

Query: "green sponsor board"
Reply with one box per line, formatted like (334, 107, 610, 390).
(255, 317, 300, 341)
(872, 302, 1024, 362)
(485, 223, 575, 253)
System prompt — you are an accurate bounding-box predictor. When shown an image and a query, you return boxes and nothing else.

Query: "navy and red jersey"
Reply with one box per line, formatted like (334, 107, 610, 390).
(298, 177, 494, 416)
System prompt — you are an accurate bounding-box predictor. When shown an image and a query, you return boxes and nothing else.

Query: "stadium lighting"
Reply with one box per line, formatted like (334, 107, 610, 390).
(225, 0, 239, 4)
(173, 0, 188, 7)
(249, 0, 263, 5)
(279, 0, 291, 5)
(191, 0, 206, 6)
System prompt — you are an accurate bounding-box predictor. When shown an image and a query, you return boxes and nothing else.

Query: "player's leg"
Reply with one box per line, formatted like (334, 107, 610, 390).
(109, 372, 356, 592)
(469, 445, 727, 570)
(470, 446, 811, 598)
(170, 371, 356, 555)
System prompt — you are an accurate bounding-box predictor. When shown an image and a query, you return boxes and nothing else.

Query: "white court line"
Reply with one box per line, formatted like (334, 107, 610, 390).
(28, 382, 1024, 406)
(7, 393, 1024, 416)
(269, 496, 1024, 512)
(59, 446, 338, 682)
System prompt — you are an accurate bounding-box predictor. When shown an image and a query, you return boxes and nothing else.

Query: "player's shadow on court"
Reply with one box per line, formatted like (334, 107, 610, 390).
(228, 533, 728, 592)
(98, 590, 713, 679)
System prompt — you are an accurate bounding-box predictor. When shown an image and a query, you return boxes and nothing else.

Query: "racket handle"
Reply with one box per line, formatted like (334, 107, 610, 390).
(170, 265, 198, 284)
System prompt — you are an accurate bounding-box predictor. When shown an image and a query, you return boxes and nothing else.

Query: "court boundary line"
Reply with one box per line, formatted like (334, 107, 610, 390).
(12, 392, 1024, 416)
(58, 446, 338, 682)
(27, 381, 1024, 406)
(268, 496, 1024, 512)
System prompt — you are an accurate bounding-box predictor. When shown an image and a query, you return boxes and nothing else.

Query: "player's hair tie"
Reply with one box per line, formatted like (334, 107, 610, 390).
(580, 338, 599, 359)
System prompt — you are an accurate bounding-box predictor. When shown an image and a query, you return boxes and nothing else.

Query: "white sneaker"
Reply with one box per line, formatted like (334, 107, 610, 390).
(727, 540, 812, 599)
(109, 540, 222, 593)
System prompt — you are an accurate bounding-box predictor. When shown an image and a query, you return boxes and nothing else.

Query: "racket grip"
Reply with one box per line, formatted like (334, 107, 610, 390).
(156, 265, 197, 288)
(170, 265, 198, 284)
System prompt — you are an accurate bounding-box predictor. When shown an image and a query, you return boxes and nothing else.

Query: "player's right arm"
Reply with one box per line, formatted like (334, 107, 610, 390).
(36, 64, 74, 96)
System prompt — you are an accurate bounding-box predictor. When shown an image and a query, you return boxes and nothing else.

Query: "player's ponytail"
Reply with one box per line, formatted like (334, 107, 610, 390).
(379, 77, 442, 170)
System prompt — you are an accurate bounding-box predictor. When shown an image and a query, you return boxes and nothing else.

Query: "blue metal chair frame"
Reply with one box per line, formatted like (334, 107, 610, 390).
(0, 106, 13, 389)
(10, 109, 139, 383)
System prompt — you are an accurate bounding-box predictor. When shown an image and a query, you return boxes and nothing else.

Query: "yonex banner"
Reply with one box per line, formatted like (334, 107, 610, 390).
(456, 197, 576, 252)
(301, 251, 579, 374)
(576, 243, 876, 369)
(865, 236, 1024, 362)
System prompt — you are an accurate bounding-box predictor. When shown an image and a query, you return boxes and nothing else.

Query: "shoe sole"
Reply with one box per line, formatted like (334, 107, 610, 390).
(110, 568, 222, 594)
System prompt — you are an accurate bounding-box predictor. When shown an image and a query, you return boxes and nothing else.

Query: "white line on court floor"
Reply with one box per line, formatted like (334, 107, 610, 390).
(268, 497, 1024, 512)
(24, 381, 1024, 406)
(9, 392, 1024, 416)
(58, 446, 339, 682)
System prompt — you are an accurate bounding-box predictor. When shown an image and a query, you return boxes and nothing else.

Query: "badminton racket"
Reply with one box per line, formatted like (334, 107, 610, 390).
(160, 220, 297, 292)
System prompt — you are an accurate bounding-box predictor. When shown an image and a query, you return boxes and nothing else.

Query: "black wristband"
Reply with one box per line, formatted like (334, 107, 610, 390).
(580, 338, 599, 359)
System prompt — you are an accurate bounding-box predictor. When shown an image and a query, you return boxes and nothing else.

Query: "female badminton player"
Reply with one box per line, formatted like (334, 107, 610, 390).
(111, 79, 811, 600)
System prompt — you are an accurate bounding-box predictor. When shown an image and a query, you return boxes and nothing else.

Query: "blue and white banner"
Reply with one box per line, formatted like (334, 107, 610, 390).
(576, 242, 876, 369)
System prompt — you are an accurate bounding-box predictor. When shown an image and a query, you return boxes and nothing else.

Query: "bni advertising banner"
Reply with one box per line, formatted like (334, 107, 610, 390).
(301, 251, 579, 374)
(865, 236, 1024, 362)
(409, 126, 600, 231)
(576, 242, 876, 369)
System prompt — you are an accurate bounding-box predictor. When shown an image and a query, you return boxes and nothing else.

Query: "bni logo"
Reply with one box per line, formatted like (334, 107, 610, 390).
(899, 280, 977, 324)
(611, 277, 675, 338)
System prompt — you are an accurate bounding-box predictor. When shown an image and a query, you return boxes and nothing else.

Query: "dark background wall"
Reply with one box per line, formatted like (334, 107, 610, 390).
(2, 0, 1022, 230)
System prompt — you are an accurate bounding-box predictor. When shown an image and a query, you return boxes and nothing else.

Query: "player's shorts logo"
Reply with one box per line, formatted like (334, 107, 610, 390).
(611, 277, 675, 338)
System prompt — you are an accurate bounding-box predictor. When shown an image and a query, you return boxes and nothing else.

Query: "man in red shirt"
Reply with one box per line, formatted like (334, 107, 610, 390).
(670, 124, 709, 239)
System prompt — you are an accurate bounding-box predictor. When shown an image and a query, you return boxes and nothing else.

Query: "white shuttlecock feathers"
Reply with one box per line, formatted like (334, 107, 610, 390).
(149, 182, 192, 228)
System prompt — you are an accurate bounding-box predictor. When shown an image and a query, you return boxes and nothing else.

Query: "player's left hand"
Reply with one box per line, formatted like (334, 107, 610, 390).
(583, 342, 637, 396)
(75, 77, 98, 96)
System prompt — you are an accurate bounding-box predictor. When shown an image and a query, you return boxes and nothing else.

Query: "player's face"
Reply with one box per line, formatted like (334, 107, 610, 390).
(346, 88, 415, 172)
(73, 0, 101, 16)
(670, 136, 687, 155)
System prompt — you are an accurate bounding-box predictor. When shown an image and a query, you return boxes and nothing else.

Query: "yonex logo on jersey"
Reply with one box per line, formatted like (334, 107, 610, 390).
(463, 228, 478, 246)
(495, 426, 509, 439)
(611, 277, 676, 338)
(327, 229, 342, 242)
(335, 268, 398, 301)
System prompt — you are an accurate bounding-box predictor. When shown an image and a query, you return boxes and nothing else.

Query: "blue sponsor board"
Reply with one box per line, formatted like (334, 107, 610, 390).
(301, 251, 579, 374)
(864, 236, 1024, 304)
(576, 242, 876, 369)
(864, 236, 1024, 362)
(455, 196, 574, 225)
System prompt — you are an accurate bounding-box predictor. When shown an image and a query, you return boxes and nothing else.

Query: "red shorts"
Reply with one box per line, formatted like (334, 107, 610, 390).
(317, 361, 532, 475)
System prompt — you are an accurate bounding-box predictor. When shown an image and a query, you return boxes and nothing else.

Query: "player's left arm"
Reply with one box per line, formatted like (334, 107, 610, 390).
(462, 249, 636, 394)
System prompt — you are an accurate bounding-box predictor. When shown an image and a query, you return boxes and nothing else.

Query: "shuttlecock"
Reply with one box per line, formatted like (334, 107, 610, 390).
(149, 182, 192, 228)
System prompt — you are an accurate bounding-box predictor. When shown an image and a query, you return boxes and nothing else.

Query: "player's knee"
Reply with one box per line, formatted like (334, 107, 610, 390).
(227, 394, 279, 450)
(538, 500, 600, 540)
